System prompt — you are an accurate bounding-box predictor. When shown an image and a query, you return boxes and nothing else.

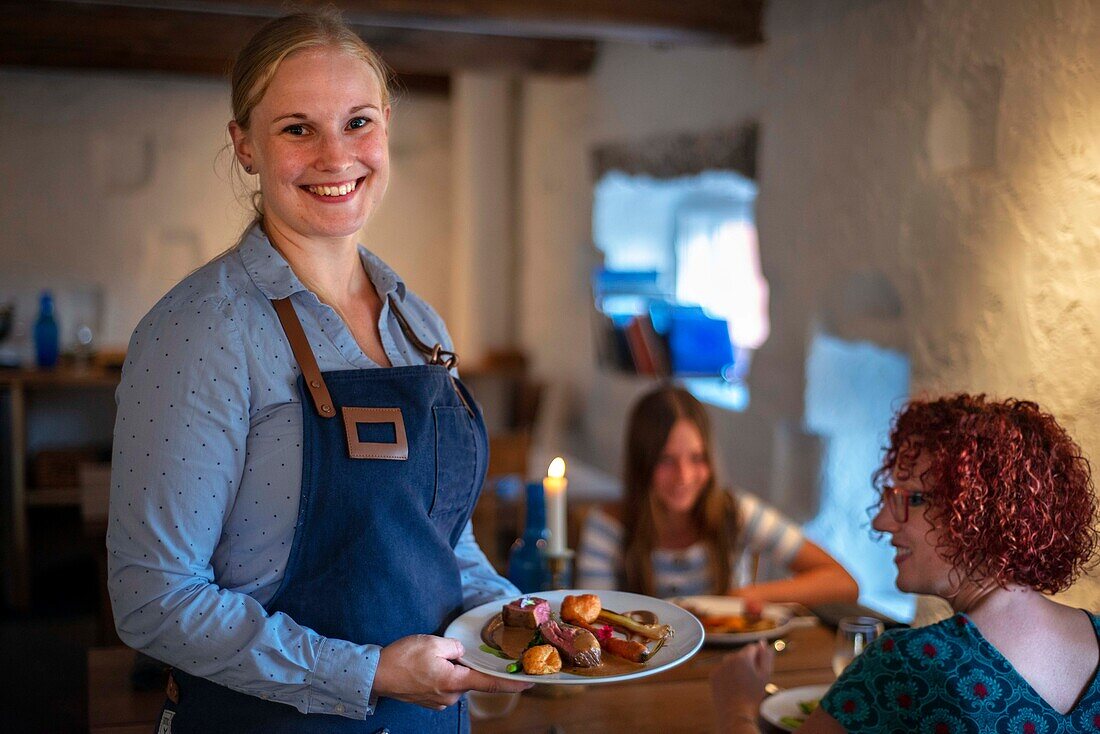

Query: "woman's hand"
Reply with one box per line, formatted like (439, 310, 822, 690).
(727, 591, 767, 617)
(373, 634, 532, 709)
(710, 641, 774, 732)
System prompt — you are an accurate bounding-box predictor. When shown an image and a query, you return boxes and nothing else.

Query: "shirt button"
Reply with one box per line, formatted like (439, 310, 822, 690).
(334, 703, 346, 713)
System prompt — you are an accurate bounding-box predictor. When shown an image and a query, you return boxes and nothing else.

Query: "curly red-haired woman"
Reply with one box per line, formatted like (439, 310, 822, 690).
(712, 394, 1100, 733)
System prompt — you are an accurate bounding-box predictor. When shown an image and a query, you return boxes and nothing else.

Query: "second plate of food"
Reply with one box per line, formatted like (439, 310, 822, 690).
(760, 683, 831, 731)
(670, 595, 794, 645)
(446, 589, 704, 685)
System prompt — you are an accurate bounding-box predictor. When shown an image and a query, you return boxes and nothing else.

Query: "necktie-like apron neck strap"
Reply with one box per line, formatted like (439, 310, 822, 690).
(387, 295, 460, 370)
(271, 297, 337, 419)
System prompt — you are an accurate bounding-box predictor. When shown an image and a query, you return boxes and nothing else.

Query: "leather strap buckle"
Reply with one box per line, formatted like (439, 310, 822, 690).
(429, 345, 459, 370)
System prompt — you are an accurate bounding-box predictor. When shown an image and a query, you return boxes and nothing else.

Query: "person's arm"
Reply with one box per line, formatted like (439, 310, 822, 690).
(710, 643, 847, 734)
(731, 493, 858, 606)
(575, 507, 623, 590)
(454, 521, 520, 610)
(710, 641, 773, 733)
(737, 539, 859, 607)
(108, 294, 381, 719)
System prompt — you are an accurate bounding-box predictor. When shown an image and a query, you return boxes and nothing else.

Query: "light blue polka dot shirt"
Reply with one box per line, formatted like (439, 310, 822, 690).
(106, 224, 518, 720)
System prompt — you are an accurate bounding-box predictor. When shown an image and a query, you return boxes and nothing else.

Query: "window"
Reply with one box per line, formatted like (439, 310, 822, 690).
(591, 170, 767, 409)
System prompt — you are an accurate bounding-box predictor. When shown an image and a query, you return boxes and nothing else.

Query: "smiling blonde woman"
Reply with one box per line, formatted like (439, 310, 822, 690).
(107, 10, 529, 733)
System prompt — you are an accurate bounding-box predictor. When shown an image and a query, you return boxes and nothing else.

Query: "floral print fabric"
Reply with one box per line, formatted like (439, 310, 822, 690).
(821, 613, 1100, 733)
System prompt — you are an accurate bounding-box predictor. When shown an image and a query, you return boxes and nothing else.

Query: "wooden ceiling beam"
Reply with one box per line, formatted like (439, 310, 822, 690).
(179, 0, 765, 45)
(0, 1, 599, 84)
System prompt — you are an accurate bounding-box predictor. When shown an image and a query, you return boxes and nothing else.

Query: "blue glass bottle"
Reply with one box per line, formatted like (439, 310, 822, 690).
(33, 291, 60, 368)
(506, 482, 550, 593)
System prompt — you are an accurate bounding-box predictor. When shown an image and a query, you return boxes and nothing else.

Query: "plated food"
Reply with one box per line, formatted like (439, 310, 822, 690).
(779, 698, 820, 729)
(670, 595, 793, 645)
(695, 611, 778, 634)
(445, 589, 705, 685)
(759, 684, 831, 732)
(484, 593, 671, 677)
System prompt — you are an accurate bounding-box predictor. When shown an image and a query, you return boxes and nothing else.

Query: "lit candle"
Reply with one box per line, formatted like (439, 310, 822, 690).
(543, 457, 568, 554)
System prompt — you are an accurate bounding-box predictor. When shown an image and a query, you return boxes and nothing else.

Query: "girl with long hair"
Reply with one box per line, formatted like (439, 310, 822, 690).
(577, 385, 857, 605)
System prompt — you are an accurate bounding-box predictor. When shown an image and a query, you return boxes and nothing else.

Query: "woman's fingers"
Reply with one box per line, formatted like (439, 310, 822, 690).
(712, 641, 774, 693)
(375, 634, 530, 709)
(434, 635, 465, 661)
(747, 639, 775, 676)
(375, 635, 461, 707)
(451, 663, 533, 693)
(710, 643, 772, 729)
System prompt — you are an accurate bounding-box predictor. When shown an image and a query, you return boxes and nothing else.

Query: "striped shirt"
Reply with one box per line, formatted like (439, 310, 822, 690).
(576, 492, 804, 598)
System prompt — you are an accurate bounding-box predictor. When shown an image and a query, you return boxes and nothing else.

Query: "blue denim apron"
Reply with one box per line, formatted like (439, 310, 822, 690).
(163, 296, 486, 734)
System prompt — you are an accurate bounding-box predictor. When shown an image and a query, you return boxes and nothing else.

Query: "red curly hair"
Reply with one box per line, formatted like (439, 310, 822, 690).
(874, 394, 1098, 594)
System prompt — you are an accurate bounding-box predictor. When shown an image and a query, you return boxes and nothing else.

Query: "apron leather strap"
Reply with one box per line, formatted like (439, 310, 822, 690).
(388, 296, 473, 415)
(271, 298, 337, 419)
(388, 296, 459, 370)
(271, 294, 468, 419)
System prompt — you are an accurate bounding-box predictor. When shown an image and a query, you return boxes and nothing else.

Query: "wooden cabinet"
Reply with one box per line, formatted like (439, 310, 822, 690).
(0, 367, 119, 610)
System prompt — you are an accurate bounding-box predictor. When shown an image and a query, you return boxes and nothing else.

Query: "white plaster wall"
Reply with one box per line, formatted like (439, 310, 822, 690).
(370, 92, 454, 319)
(449, 73, 517, 362)
(0, 69, 452, 352)
(517, 0, 1100, 604)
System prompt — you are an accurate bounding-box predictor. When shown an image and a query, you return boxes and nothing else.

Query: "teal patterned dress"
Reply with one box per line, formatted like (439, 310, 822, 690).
(821, 612, 1100, 733)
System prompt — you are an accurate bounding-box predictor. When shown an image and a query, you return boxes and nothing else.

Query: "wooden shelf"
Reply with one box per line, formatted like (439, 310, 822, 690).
(3, 366, 122, 609)
(25, 487, 82, 507)
(0, 366, 121, 389)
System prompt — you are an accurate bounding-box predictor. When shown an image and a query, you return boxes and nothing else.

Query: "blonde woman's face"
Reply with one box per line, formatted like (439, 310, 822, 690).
(650, 419, 711, 516)
(230, 46, 390, 243)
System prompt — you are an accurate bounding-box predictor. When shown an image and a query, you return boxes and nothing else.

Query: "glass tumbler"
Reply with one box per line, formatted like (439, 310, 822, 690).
(832, 616, 884, 677)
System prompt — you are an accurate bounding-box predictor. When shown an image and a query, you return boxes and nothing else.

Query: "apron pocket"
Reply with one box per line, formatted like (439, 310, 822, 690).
(432, 406, 479, 519)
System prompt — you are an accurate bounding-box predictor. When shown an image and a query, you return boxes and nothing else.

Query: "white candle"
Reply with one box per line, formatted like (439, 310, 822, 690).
(543, 457, 568, 555)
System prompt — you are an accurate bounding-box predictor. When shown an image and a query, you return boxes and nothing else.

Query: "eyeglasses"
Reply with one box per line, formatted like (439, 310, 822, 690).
(880, 486, 927, 523)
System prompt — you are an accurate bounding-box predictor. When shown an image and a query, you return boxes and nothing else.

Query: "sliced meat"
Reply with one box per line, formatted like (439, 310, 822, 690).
(502, 597, 551, 629)
(538, 620, 602, 668)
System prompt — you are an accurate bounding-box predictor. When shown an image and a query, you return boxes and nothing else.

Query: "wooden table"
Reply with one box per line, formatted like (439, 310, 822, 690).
(89, 624, 835, 733)
(472, 623, 836, 734)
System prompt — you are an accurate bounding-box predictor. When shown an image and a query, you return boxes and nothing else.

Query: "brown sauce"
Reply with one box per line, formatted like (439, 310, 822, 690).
(481, 614, 646, 678)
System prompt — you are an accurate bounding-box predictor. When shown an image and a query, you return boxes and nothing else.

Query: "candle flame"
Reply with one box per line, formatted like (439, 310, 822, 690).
(548, 457, 566, 478)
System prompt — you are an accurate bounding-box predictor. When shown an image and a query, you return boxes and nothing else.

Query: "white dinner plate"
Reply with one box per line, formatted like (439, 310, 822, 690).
(445, 589, 704, 685)
(760, 683, 832, 731)
(669, 595, 794, 645)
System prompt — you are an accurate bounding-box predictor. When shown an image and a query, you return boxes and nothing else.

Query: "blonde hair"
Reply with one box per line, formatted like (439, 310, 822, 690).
(231, 7, 391, 131)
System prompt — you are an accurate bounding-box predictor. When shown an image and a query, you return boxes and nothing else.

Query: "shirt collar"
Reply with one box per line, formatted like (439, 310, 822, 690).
(237, 222, 407, 303)
(358, 247, 407, 302)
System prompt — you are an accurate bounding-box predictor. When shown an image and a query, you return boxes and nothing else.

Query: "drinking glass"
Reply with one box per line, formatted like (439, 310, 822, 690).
(832, 616, 884, 677)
